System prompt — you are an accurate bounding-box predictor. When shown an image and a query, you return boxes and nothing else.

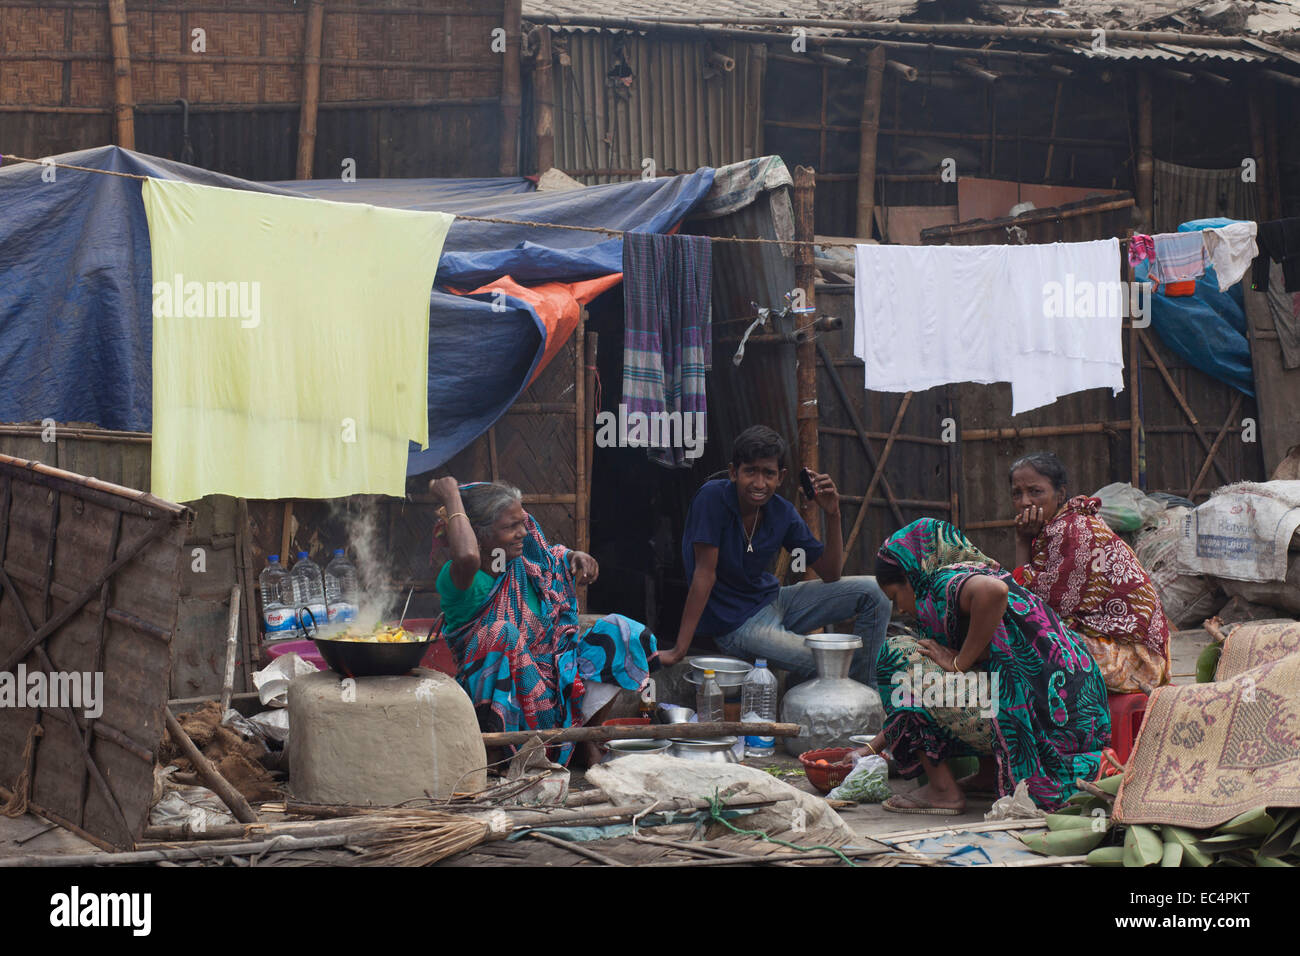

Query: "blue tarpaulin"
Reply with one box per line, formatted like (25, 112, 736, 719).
(0, 146, 715, 480)
(1137, 217, 1254, 396)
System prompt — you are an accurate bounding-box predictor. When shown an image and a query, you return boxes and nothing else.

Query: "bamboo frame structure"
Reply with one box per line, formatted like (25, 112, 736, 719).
(295, 0, 326, 180)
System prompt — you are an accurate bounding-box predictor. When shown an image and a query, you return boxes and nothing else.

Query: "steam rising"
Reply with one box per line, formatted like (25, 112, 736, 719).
(329, 498, 396, 631)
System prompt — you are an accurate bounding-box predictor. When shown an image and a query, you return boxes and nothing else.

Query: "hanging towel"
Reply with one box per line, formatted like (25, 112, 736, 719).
(142, 178, 451, 502)
(1202, 221, 1258, 291)
(1149, 232, 1207, 285)
(1127, 234, 1155, 267)
(621, 232, 713, 468)
(853, 239, 1124, 415)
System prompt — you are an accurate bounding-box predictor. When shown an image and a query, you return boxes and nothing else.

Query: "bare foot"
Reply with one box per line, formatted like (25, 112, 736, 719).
(910, 781, 965, 811)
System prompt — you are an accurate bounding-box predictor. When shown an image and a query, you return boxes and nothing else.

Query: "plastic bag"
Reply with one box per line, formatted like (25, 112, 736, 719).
(827, 753, 891, 803)
(1092, 482, 1163, 533)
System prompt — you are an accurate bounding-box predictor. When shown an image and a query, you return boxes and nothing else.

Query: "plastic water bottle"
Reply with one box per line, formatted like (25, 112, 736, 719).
(324, 549, 359, 626)
(696, 670, 724, 724)
(258, 555, 298, 641)
(741, 658, 778, 756)
(290, 551, 327, 635)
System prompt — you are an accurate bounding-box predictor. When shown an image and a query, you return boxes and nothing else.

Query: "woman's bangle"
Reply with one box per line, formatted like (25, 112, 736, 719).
(446, 512, 468, 523)
(865, 742, 877, 756)
(952, 654, 965, 673)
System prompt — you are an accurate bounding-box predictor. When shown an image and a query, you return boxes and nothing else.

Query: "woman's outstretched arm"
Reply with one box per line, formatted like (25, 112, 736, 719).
(430, 476, 480, 590)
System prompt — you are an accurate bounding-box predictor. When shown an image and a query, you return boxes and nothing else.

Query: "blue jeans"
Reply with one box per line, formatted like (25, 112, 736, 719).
(714, 576, 891, 689)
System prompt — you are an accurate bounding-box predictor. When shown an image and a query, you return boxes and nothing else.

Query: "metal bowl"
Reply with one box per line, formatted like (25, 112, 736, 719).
(669, 736, 740, 764)
(684, 656, 752, 688)
(312, 637, 431, 678)
(602, 739, 673, 761)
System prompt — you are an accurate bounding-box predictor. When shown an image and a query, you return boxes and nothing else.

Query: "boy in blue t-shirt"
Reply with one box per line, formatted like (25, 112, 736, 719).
(661, 425, 890, 687)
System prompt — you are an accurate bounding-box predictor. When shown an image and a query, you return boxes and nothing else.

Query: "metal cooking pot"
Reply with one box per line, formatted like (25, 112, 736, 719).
(602, 739, 673, 762)
(669, 737, 741, 764)
(312, 637, 431, 678)
(684, 656, 752, 689)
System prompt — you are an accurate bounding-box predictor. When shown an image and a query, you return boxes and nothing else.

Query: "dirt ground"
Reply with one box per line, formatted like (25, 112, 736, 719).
(0, 629, 1215, 860)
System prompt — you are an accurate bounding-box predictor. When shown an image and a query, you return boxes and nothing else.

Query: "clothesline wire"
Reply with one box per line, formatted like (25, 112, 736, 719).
(1, 153, 1148, 251)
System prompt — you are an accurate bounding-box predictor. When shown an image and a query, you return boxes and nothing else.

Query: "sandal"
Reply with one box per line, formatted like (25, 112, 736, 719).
(881, 792, 964, 815)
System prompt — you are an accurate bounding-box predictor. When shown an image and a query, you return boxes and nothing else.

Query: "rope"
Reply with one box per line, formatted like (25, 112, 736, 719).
(1, 722, 44, 818)
(705, 790, 861, 867)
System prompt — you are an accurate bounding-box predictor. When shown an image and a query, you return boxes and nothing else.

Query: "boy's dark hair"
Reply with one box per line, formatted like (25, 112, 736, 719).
(731, 425, 787, 470)
(1009, 451, 1068, 493)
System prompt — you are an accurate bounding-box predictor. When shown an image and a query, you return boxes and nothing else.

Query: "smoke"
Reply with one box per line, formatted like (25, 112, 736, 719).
(327, 498, 396, 632)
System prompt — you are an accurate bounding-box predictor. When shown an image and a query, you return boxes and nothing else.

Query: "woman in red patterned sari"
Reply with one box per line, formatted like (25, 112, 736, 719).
(1009, 452, 1171, 694)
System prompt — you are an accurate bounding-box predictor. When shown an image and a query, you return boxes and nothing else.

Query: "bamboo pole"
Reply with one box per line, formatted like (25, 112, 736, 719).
(793, 166, 820, 542)
(574, 312, 588, 612)
(525, 13, 1249, 47)
(1189, 394, 1244, 499)
(1135, 72, 1154, 231)
(219, 585, 242, 714)
(1248, 83, 1276, 223)
(295, 0, 326, 179)
(500, 0, 522, 176)
(842, 392, 911, 567)
(1138, 332, 1232, 487)
(236, 498, 261, 683)
(163, 710, 258, 824)
(481, 720, 799, 748)
(855, 45, 886, 239)
(961, 422, 1121, 441)
(534, 26, 555, 174)
(106, 0, 134, 149)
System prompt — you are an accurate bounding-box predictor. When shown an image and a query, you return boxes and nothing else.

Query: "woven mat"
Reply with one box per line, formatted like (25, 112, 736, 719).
(1217, 619, 1300, 679)
(1114, 651, 1300, 828)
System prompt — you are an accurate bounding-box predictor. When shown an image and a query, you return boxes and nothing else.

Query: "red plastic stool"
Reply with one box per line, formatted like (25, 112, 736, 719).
(1107, 692, 1149, 765)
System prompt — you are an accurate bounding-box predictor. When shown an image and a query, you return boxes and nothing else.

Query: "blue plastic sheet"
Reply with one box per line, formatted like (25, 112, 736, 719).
(0, 146, 714, 476)
(1138, 218, 1254, 396)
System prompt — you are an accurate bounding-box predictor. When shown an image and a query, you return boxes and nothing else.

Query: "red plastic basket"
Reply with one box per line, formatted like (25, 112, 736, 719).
(799, 747, 855, 794)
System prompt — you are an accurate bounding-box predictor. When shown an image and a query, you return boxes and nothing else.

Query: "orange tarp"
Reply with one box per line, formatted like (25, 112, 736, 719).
(463, 274, 623, 382)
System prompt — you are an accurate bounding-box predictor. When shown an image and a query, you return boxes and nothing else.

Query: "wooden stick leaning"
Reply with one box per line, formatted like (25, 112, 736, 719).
(219, 585, 242, 714)
(481, 720, 799, 748)
(163, 709, 258, 824)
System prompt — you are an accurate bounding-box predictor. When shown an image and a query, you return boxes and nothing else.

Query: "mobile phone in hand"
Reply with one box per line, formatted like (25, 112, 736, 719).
(799, 467, 817, 499)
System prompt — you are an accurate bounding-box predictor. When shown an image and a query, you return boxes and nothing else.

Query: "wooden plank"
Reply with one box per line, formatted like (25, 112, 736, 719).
(1244, 287, 1300, 475)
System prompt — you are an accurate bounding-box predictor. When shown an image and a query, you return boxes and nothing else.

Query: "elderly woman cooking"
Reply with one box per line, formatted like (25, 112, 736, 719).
(429, 477, 658, 766)
(842, 519, 1112, 813)
(1009, 452, 1171, 694)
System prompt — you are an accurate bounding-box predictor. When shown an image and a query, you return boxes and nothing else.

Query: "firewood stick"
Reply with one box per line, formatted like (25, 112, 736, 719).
(219, 585, 242, 714)
(164, 709, 258, 824)
(481, 721, 799, 748)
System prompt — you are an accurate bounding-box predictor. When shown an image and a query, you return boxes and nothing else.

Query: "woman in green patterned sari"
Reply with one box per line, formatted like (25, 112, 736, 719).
(842, 518, 1111, 813)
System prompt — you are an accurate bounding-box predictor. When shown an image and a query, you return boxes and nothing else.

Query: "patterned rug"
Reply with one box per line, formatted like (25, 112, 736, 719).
(1114, 649, 1300, 828)
(1217, 619, 1300, 679)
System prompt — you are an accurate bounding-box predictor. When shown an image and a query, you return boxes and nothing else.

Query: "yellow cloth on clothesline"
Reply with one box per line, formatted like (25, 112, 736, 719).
(142, 178, 452, 502)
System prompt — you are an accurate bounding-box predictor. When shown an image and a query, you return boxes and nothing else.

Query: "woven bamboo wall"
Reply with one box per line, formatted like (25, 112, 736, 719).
(0, 1, 506, 177)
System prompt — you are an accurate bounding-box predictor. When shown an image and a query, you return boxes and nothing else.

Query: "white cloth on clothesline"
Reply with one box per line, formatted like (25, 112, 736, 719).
(852, 239, 1124, 415)
(1201, 221, 1258, 291)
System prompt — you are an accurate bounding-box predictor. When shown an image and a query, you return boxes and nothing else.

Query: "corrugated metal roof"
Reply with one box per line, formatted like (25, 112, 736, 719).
(525, 0, 1300, 37)
(528, 2, 921, 18)
(550, 32, 765, 182)
(1059, 41, 1276, 63)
